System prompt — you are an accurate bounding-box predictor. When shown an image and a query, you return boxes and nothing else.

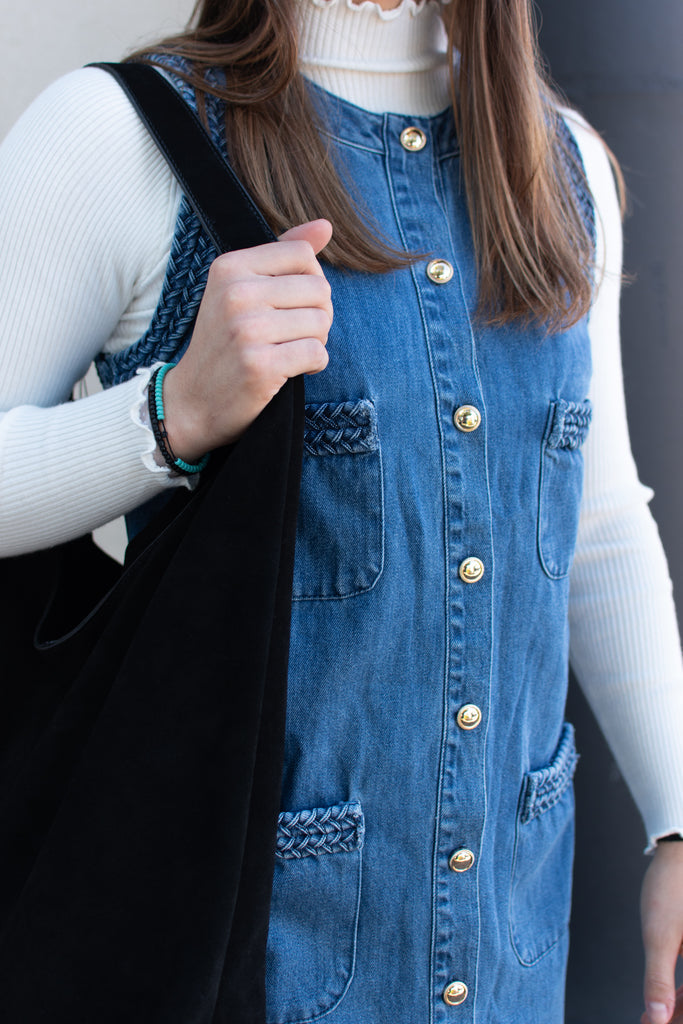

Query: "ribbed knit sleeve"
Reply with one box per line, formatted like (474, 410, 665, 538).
(565, 111, 683, 851)
(0, 67, 185, 555)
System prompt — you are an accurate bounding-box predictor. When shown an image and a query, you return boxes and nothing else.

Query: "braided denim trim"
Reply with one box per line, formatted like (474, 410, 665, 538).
(276, 801, 365, 860)
(546, 398, 592, 451)
(96, 55, 226, 388)
(520, 723, 579, 825)
(304, 400, 379, 456)
(97, 206, 215, 387)
(556, 114, 597, 256)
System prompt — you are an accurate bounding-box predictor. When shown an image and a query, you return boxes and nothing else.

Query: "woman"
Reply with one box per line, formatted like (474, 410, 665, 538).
(1, 0, 682, 1020)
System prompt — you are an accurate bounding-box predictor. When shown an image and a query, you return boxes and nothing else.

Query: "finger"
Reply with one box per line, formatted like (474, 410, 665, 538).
(278, 218, 333, 255)
(643, 1008, 674, 1024)
(271, 336, 330, 379)
(228, 274, 332, 319)
(644, 935, 678, 1024)
(268, 275, 332, 317)
(641, 986, 683, 1023)
(213, 237, 325, 281)
(236, 308, 332, 348)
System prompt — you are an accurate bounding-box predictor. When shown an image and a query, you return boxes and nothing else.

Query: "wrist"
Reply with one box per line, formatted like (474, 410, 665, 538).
(147, 364, 210, 475)
(157, 363, 212, 464)
(652, 836, 683, 864)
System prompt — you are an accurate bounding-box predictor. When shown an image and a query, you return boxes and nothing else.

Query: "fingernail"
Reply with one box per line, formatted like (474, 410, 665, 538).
(647, 1002, 670, 1024)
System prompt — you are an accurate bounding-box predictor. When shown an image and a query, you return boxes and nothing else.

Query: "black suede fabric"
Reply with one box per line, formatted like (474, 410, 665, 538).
(0, 64, 301, 1022)
(0, 381, 303, 1022)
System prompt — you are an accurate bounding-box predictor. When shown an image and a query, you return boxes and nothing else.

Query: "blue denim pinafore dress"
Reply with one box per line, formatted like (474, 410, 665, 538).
(98, 63, 594, 1024)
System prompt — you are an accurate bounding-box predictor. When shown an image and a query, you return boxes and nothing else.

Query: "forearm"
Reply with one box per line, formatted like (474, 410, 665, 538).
(570, 496, 683, 850)
(0, 373, 187, 556)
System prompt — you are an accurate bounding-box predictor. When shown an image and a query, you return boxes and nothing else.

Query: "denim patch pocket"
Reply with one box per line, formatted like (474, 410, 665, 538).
(293, 400, 384, 600)
(537, 399, 592, 580)
(266, 801, 365, 1024)
(509, 723, 579, 967)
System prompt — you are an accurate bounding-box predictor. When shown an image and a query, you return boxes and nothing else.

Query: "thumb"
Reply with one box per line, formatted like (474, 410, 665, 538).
(644, 939, 677, 1024)
(278, 218, 333, 255)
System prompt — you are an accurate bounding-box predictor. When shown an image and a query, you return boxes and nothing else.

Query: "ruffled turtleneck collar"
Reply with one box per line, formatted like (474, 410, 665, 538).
(296, 0, 453, 116)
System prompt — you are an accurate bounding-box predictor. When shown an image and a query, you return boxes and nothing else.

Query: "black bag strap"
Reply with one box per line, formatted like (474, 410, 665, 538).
(31, 61, 287, 649)
(90, 61, 276, 251)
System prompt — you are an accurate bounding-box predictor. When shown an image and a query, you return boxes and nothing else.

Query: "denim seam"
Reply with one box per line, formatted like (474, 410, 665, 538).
(320, 130, 385, 156)
(537, 408, 566, 581)
(508, 892, 566, 968)
(398, 127, 457, 1024)
(429, 139, 490, 1024)
(443, 190, 493, 1024)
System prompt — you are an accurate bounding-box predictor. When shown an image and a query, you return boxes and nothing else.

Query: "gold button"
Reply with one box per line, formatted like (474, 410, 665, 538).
(457, 704, 482, 731)
(426, 259, 454, 284)
(443, 981, 468, 1006)
(400, 126, 427, 151)
(449, 848, 475, 873)
(459, 557, 484, 583)
(454, 405, 481, 433)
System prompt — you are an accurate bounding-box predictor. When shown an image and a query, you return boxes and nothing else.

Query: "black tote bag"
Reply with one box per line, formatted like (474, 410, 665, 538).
(0, 63, 303, 1023)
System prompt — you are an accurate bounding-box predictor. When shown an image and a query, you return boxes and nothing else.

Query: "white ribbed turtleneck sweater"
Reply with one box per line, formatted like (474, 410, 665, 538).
(0, 0, 682, 850)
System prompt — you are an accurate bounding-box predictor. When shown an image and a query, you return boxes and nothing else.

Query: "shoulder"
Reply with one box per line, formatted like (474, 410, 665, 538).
(1, 66, 176, 213)
(5, 67, 142, 153)
(0, 67, 180, 297)
(8, 66, 154, 141)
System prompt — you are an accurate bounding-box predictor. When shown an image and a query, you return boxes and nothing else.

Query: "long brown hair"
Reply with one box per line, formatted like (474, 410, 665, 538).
(130, 0, 620, 330)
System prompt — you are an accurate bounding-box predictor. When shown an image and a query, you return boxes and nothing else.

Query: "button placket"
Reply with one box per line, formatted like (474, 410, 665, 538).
(386, 112, 487, 1020)
(440, 390, 488, 1014)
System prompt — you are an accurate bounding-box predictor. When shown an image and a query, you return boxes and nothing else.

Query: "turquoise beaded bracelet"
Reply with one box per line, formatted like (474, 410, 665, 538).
(148, 363, 210, 476)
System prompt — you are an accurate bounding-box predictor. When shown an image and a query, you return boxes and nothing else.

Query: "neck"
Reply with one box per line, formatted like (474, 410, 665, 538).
(296, 0, 453, 117)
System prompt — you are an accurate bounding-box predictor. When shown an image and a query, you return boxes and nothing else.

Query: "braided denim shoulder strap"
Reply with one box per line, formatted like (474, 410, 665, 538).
(555, 112, 597, 256)
(94, 57, 271, 387)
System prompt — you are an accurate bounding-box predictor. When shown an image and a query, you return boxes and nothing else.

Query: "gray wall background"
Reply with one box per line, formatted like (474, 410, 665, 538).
(538, 2, 683, 1021)
(1, 2, 681, 1020)
(0, 0, 194, 139)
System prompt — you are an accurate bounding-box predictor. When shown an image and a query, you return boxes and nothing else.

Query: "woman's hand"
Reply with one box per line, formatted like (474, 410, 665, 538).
(640, 841, 683, 1024)
(162, 219, 333, 461)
